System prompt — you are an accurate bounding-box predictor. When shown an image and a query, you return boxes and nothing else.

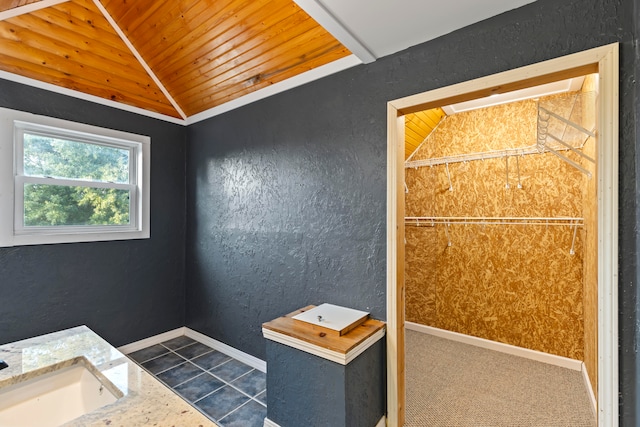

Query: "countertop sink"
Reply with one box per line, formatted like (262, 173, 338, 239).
(0, 357, 121, 427)
(0, 326, 215, 426)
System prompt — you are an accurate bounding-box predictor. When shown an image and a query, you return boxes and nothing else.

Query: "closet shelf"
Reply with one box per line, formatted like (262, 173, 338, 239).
(403, 141, 592, 170)
(405, 216, 584, 227)
(405, 92, 596, 172)
(405, 216, 583, 254)
(405, 145, 540, 169)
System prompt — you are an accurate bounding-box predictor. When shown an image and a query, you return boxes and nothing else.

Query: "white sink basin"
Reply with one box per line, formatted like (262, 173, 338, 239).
(0, 358, 121, 427)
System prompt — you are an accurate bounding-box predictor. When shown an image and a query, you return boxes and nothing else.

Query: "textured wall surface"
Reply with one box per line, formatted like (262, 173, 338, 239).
(0, 79, 188, 347)
(0, 0, 634, 423)
(266, 339, 384, 427)
(186, 84, 388, 359)
(618, 0, 639, 422)
(404, 96, 588, 360)
(186, 0, 637, 424)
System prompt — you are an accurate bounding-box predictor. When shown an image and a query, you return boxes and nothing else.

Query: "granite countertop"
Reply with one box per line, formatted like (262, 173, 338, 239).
(0, 326, 216, 426)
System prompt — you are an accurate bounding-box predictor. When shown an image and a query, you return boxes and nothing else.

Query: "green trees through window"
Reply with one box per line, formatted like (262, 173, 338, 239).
(22, 133, 132, 227)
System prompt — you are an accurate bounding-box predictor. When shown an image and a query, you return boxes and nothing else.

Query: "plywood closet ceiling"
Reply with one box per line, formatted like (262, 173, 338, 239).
(0, 0, 350, 119)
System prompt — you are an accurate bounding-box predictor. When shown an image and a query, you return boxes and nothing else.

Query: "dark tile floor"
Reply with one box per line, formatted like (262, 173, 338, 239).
(127, 335, 267, 427)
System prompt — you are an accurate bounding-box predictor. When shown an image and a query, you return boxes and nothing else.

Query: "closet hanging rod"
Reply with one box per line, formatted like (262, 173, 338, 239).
(403, 143, 584, 169)
(405, 216, 584, 227)
(405, 146, 537, 169)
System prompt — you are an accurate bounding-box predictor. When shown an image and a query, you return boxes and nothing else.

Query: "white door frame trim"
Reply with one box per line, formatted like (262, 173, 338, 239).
(386, 42, 619, 427)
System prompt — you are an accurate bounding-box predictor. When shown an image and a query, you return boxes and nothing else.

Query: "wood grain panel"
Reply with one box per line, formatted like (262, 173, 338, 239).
(580, 74, 598, 396)
(172, 19, 334, 95)
(405, 94, 590, 360)
(404, 108, 445, 159)
(102, 0, 350, 116)
(108, 0, 233, 55)
(141, 0, 273, 66)
(181, 32, 347, 115)
(0, 0, 180, 117)
(156, 2, 305, 88)
(161, 5, 313, 93)
(187, 43, 347, 114)
(262, 306, 385, 354)
(0, 33, 165, 102)
(0, 0, 40, 13)
(100, 0, 169, 34)
(198, 29, 343, 95)
(0, 52, 177, 115)
(28, 6, 125, 51)
(0, 0, 351, 117)
(187, 46, 348, 115)
(1, 16, 149, 81)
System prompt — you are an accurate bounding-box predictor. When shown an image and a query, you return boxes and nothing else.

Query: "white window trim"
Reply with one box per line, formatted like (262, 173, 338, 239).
(0, 107, 150, 246)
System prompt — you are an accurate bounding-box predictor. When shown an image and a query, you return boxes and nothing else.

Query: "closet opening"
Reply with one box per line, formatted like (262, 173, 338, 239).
(386, 43, 618, 427)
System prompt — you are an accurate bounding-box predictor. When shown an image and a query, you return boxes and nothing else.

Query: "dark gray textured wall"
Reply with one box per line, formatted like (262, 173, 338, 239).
(186, 0, 639, 424)
(265, 339, 385, 427)
(622, 0, 640, 422)
(0, 79, 188, 347)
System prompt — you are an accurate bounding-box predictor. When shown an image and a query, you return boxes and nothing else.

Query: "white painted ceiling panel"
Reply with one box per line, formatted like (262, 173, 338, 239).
(304, 0, 537, 59)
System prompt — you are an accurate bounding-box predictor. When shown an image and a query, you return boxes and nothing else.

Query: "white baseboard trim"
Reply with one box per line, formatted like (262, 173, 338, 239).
(405, 322, 583, 371)
(264, 415, 385, 427)
(116, 326, 266, 373)
(185, 327, 266, 373)
(581, 363, 597, 417)
(117, 327, 186, 354)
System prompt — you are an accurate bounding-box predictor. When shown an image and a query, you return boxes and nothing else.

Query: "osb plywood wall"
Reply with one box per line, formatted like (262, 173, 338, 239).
(405, 94, 592, 360)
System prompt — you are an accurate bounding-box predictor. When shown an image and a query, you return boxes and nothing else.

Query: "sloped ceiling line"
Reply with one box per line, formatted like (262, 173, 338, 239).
(0, 0, 538, 124)
(0, 0, 66, 20)
(292, 0, 375, 63)
(405, 113, 447, 163)
(90, 0, 185, 119)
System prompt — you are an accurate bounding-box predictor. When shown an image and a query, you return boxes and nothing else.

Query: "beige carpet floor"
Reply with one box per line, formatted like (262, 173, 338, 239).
(405, 329, 596, 427)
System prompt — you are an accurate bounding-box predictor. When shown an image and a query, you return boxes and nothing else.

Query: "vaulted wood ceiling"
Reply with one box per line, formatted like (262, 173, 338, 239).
(0, 0, 351, 119)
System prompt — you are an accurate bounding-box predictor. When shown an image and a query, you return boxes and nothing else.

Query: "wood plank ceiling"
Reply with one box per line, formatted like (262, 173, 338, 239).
(404, 107, 446, 160)
(0, 0, 351, 119)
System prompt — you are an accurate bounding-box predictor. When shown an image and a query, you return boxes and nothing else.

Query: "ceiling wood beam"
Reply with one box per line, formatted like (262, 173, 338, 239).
(292, 0, 375, 63)
(0, 0, 67, 20)
(90, 0, 186, 120)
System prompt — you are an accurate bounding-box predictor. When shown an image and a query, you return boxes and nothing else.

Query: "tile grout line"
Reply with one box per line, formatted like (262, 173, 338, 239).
(192, 383, 226, 405)
(146, 351, 233, 390)
(134, 336, 267, 426)
(170, 369, 209, 389)
(132, 340, 199, 365)
(216, 397, 255, 423)
(190, 369, 244, 403)
(189, 368, 265, 408)
(222, 369, 268, 402)
(143, 343, 216, 375)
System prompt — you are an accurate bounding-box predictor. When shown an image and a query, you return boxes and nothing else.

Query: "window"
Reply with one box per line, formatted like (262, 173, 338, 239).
(0, 108, 150, 246)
